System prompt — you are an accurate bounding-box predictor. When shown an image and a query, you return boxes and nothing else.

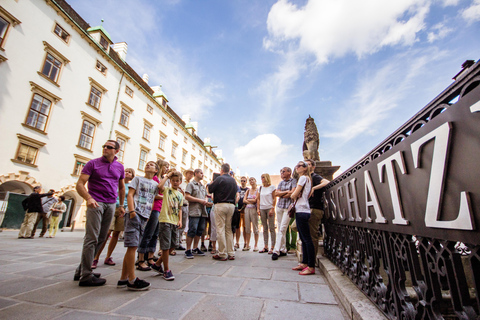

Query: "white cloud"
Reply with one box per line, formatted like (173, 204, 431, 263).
(462, 0, 480, 23)
(427, 22, 454, 42)
(265, 0, 430, 63)
(233, 134, 293, 167)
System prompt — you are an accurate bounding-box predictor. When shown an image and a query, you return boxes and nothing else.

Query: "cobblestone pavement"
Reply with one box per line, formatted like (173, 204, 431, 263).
(0, 230, 346, 320)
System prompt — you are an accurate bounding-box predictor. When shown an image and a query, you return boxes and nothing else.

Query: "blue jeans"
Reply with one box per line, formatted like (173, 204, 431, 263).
(137, 210, 160, 254)
(187, 216, 206, 238)
(296, 211, 315, 268)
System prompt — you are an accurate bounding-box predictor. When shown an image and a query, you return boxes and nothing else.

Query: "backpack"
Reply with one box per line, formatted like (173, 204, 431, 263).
(21, 197, 29, 211)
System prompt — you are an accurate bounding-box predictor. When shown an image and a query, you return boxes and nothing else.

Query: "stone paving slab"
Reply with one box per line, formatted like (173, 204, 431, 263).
(0, 230, 348, 320)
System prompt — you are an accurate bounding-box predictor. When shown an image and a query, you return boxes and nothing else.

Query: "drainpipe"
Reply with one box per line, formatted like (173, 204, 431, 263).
(109, 72, 125, 139)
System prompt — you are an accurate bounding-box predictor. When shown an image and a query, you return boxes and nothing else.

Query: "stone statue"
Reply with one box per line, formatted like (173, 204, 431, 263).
(302, 115, 320, 161)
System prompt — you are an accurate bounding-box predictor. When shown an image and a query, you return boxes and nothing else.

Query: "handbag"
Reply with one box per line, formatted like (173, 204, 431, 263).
(288, 186, 303, 218)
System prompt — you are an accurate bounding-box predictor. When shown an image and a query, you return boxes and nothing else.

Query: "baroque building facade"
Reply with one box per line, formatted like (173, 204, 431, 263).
(0, 0, 223, 228)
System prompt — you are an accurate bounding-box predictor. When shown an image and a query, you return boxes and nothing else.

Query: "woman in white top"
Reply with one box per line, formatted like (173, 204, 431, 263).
(243, 177, 260, 251)
(291, 160, 315, 275)
(257, 173, 276, 254)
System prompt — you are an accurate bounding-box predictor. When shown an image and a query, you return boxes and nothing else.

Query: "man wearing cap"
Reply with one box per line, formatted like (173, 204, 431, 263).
(31, 189, 57, 238)
(176, 168, 194, 251)
(74, 140, 125, 286)
(184, 169, 211, 258)
(208, 163, 238, 261)
(18, 187, 54, 238)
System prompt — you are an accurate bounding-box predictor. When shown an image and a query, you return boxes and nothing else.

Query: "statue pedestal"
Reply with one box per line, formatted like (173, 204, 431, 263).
(314, 161, 340, 181)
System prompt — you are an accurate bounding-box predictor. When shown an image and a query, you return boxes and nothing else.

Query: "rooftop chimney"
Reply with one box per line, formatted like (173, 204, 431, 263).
(113, 42, 128, 61)
(142, 74, 149, 84)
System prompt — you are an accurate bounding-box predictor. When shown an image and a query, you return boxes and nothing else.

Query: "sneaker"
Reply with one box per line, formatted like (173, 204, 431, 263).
(127, 277, 151, 291)
(192, 248, 205, 256)
(79, 276, 106, 287)
(104, 257, 116, 266)
(163, 270, 175, 281)
(279, 251, 287, 257)
(117, 279, 128, 288)
(272, 253, 279, 260)
(91, 259, 98, 269)
(201, 244, 208, 252)
(151, 263, 164, 274)
(176, 245, 186, 251)
(185, 249, 194, 259)
(74, 272, 101, 281)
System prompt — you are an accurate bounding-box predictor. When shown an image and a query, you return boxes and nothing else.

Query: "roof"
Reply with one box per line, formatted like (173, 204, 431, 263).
(86, 25, 113, 42)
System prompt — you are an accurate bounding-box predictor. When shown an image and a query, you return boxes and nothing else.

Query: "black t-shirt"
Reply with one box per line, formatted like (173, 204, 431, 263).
(208, 174, 238, 204)
(238, 187, 249, 208)
(309, 173, 324, 210)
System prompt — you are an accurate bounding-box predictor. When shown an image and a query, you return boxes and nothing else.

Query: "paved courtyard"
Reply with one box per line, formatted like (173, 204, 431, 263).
(0, 229, 346, 320)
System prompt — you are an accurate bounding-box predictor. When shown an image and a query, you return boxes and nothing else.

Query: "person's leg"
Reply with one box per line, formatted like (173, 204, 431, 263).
(186, 216, 198, 252)
(137, 210, 159, 268)
(194, 217, 206, 249)
(240, 211, 246, 247)
(225, 205, 235, 257)
(94, 230, 112, 261)
(210, 208, 217, 252)
(48, 216, 57, 237)
(31, 213, 43, 237)
(252, 209, 260, 250)
(296, 212, 315, 268)
(122, 247, 137, 281)
(268, 211, 276, 251)
(105, 231, 120, 260)
(244, 208, 252, 249)
(260, 209, 269, 250)
(215, 204, 227, 258)
(289, 217, 297, 250)
(273, 207, 289, 254)
(308, 208, 324, 257)
(19, 212, 33, 237)
(40, 215, 49, 237)
(235, 226, 240, 248)
(78, 205, 104, 280)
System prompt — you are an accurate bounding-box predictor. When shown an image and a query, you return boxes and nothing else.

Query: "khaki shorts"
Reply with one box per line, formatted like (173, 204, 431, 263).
(109, 207, 125, 232)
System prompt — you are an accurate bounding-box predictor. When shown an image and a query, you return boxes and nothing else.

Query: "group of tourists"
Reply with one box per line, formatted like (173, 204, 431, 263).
(18, 139, 331, 291)
(18, 187, 67, 239)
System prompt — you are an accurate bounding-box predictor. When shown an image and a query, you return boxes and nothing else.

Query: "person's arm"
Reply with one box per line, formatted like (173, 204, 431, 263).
(185, 193, 208, 205)
(256, 188, 261, 215)
(291, 178, 305, 200)
(243, 189, 251, 204)
(127, 187, 136, 219)
(178, 208, 183, 228)
(269, 189, 276, 216)
(76, 173, 98, 208)
(157, 172, 173, 194)
(309, 178, 330, 197)
(118, 179, 126, 216)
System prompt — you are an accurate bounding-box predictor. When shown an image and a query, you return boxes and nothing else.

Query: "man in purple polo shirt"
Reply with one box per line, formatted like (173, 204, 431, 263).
(74, 140, 126, 286)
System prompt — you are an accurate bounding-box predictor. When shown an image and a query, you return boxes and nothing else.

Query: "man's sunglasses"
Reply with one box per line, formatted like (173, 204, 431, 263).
(102, 145, 117, 150)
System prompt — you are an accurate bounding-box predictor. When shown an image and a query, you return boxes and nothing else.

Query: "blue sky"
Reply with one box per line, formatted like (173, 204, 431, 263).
(70, 0, 480, 180)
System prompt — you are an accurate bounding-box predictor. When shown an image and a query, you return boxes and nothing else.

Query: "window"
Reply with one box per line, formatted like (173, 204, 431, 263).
(143, 123, 151, 141)
(88, 86, 102, 109)
(96, 60, 107, 75)
(147, 105, 153, 114)
(119, 108, 130, 127)
(192, 143, 195, 151)
(190, 155, 195, 169)
(182, 149, 188, 164)
(184, 137, 187, 144)
(73, 160, 86, 176)
(0, 7, 21, 50)
(198, 161, 202, 169)
(78, 120, 95, 150)
(210, 160, 213, 166)
(199, 150, 203, 157)
(171, 142, 178, 158)
(25, 94, 51, 132)
(12, 134, 46, 167)
(162, 117, 167, 126)
(159, 133, 166, 150)
(125, 85, 134, 98)
(117, 137, 126, 162)
(170, 161, 177, 169)
(86, 77, 107, 111)
(138, 149, 148, 171)
(173, 128, 178, 135)
(53, 23, 70, 43)
(162, 99, 167, 107)
(41, 53, 62, 83)
(100, 36, 109, 50)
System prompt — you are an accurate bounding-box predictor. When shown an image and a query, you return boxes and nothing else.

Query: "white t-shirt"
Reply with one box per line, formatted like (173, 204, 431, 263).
(295, 175, 312, 213)
(259, 185, 276, 210)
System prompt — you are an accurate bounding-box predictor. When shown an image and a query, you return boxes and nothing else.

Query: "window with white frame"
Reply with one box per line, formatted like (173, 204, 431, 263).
(117, 137, 126, 162)
(147, 105, 153, 114)
(192, 143, 195, 151)
(182, 149, 187, 165)
(0, 16, 9, 47)
(159, 133, 166, 150)
(119, 108, 130, 127)
(12, 134, 46, 167)
(190, 155, 195, 169)
(183, 137, 187, 144)
(125, 85, 134, 98)
(199, 150, 203, 157)
(25, 94, 51, 132)
(162, 117, 167, 126)
(78, 120, 95, 150)
(41, 53, 62, 83)
(0, 7, 21, 51)
(143, 123, 151, 141)
(99, 36, 109, 51)
(171, 142, 178, 158)
(173, 128, 178, 135)
(198, 161, 202, 169)
(96, 60, 107, 75)
(53, 23, 70, 43)
(88, 86, 102, 109)
(138, 149, 148, 171)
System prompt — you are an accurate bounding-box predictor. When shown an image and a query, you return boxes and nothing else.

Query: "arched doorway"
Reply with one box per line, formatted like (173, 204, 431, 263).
(0, 180, 33, 200)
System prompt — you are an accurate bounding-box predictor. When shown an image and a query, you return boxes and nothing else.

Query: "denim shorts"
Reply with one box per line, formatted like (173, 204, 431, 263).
(124, 213, 148, 247)
(158, 222, 178, 250)
(187, 216, 206, 238)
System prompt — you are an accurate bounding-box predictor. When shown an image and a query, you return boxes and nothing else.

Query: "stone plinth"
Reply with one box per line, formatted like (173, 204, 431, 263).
(315, 161, 340, 181)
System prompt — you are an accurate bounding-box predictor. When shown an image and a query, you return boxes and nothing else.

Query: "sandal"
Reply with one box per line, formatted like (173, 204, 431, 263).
(147, 258, 156, 266)
(169, 249, 177, 256)
(228, 256, 235, 260)
(268, 250, 273, 254)
(253, 247, 258, 252)
(259, 248, 268, 253)
(242, 246, 250, 251)
(136, 261, 151, 271)
(292, 264, 307, 271)
(212, 255, 227, 261)
(299, 267, 315, 275)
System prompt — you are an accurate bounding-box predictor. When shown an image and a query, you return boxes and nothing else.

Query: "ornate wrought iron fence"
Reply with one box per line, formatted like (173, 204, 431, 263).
(323, 60, 480, 319)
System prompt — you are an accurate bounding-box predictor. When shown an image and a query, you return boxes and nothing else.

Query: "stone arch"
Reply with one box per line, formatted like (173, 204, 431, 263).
(58, 184, 84, 229)
(0, 171, 41, 200)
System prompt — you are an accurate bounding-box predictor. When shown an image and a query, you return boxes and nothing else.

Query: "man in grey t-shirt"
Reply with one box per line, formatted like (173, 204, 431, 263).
(184, 169, 211, 258)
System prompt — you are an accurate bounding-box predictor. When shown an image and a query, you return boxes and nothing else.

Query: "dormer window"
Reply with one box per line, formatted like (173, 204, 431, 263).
(100, 36, 109, 50)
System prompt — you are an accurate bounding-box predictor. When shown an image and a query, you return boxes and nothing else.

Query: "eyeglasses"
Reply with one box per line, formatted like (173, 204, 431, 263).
(241, 180, 246, 182)
(296, 162, 307, 168)
(102, 145, 117, 150)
